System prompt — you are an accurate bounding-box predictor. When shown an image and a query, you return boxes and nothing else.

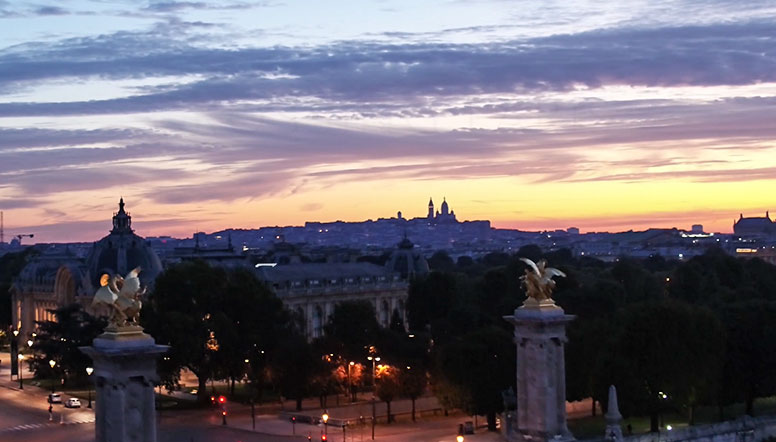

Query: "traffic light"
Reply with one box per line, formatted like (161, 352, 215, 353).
(307, 436, 312, 442)
(321, 435, 327, 441)
(210, 396, 215, 404)
(218, 396, 226, 404)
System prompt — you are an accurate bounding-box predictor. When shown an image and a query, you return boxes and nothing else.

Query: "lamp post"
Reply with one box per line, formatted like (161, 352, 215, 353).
(367, 355, 379, 440)
(11, 330, 19, 381)
(347, 361, 354, 402)
(322, 411, 329, 438)
(86, 367, 94, 408)
(17, 354, 24, 389)
(49, 360, 57, 393)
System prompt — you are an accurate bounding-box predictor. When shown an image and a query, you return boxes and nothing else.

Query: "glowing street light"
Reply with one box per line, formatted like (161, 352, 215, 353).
(366, 354, 380, 440)
(457, 436, 464, 442)
(49, 360, 57, 393)
(27, 339, 33, 348)
(322, 411, 329, 437)
(86, 367, 94, 408)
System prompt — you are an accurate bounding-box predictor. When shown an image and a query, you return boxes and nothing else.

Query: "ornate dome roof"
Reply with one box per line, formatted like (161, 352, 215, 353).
(84, 199, 162, 291)
(386, 236, 429, 279)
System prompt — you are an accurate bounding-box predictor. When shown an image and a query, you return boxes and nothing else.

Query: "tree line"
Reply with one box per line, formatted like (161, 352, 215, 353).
(15, 246, 776, 434)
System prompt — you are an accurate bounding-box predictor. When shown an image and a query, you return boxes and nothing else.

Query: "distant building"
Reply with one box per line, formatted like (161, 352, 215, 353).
(734, 212, 775, 236)
(426, 197, 458, 224)
(165, 233, 249, 268)
(255, 262, 407, 339)
(11, 199, 162, 338)
(385, 236, 429, 279)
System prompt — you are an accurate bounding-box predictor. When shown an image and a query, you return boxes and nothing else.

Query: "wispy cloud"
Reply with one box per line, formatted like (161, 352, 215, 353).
(1, 2, 775, 239)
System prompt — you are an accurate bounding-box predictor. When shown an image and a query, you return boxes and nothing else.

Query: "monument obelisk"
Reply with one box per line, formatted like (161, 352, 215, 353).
(504, 258, 575, 442)
(80, 268, 168, 442)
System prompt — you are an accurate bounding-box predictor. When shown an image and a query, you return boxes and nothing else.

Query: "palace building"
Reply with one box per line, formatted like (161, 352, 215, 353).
(10, 199, 163, 338)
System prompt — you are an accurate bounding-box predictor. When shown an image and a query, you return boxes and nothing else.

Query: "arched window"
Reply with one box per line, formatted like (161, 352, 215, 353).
(313, 305, 324, 338)
(381, 300, 390, 327)
(296, 306, 306, 336)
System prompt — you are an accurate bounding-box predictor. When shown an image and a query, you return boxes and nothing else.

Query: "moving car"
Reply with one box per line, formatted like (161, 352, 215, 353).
(48, 393, 62, 404)
(65, 398, 81, 408)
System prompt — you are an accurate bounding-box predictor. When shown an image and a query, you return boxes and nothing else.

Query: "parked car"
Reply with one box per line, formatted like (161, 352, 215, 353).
(48, 393, 62, 404)
(65, 398, 81, 408)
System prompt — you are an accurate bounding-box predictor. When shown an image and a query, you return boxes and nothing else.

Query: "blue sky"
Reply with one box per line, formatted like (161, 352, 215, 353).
(2, 0, 776, 242)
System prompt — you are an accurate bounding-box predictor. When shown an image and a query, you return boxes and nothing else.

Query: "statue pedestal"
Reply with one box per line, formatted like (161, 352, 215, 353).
(504, 301, 575, 442)
(80, 326, 168, 442)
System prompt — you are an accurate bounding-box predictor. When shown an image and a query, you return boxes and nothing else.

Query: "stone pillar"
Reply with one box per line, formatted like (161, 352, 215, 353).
(604, 385, 623, 442)
(504, 299, 575, 442)
(80, 326, 168, 442)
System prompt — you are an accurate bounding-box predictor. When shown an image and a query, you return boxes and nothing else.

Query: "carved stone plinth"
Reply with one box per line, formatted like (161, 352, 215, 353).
(80, 326, 168, 442)
(504, 301, 575, 442)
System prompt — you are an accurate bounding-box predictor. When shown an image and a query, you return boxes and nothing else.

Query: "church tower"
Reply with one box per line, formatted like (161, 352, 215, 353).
(441, 197, 449, 216)
(428, 198, 434, 219)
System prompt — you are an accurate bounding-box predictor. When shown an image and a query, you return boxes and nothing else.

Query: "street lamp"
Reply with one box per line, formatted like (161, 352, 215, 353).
(366, 355, 380, 440)
(49, 360, 57, 393)
(322, 411, 329, 437)
(27, 339, 33, 348)
(366, 356, 381, 390)
(348, 361, 355, 402)
(11, 330, 19, 382)
(86, 367, 94, 408)
(457, 435, 464, 442)
(17, 354, 24, 389)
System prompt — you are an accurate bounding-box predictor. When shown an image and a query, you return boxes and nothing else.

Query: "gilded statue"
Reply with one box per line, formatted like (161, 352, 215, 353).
(92, 267, 145, 328)
(520, 258, 566, 301)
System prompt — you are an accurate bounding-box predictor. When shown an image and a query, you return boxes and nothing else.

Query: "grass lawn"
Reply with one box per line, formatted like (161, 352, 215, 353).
(568, 398, 776, 439)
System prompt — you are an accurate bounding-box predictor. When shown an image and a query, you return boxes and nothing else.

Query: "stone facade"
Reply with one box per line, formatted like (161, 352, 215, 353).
(504, 304, 575, 442)
(81, 328, 168, 442)
(256, 262, 408, 339)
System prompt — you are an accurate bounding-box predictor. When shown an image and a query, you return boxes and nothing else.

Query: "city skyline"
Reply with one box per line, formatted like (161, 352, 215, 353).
(2, 1, 776, 243)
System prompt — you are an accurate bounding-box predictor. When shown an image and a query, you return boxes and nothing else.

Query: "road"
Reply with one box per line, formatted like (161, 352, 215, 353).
(0, 353, 503, 441)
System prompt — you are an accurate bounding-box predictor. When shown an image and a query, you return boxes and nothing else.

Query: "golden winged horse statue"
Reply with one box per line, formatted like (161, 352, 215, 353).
(519, 258, 566, 301)
(92, 267, 145, 327)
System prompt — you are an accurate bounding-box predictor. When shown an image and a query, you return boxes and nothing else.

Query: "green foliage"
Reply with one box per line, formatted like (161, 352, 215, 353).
(270, 333, 326, 411)
(0, 248, 38, 330)
(431, 326, 514, 430)
(30, 303, 106, 385)
(403, 245, 776, 428)
(324, 300, 380, 360)
(718, 300, 776, 415)
(610, 258, 662, 302)
(427, 251, 455, 272)
(142, 260, 291, 402)
(406, 271, 461, 332)
(597, 300, 725, 430)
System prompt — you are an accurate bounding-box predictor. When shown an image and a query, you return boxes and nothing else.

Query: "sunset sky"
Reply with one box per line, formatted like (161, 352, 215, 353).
(1, 0, 775, 243)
